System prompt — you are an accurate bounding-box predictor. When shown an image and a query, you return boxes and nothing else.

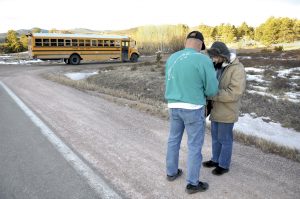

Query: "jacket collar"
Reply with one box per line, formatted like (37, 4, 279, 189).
(222, 53, 237, 68)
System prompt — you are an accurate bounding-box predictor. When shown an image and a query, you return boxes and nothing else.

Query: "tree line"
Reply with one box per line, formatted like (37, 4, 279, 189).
(1, 17, 299, 54)
(136, 17, 299, 54)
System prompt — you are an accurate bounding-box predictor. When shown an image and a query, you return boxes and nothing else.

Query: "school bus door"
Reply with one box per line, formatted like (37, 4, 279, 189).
(122, 41, 129, 61)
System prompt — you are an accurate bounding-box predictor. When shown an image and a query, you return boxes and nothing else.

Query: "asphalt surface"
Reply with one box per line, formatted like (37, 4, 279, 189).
(0, 84, 102, 199)
(0, 63, 300, 199)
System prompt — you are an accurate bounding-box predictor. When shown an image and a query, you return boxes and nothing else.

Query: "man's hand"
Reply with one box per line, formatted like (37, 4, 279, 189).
(205, 100, 213, 117)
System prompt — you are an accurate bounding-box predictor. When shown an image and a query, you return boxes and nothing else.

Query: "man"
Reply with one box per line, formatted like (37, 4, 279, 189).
(165, 31, 218, 194)
(203, 42, 246, 175)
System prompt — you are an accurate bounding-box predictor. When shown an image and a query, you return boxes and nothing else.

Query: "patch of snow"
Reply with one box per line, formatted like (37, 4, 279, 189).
(246, 74, 265, 83)
(290, 82, 298, 87)
(247, 90, 279, 100)
(285, 92, 300, 100)
(277, 67, 300, 78)
(0, 59, 43, 65)
(247, 90, 300, 103)
(64, 71, 98, 80)
(0, 55, 11, 58)
(250, 112, 257, 117)
(273, 58, 298, 61)
(251, 85, 268, 91)
(290, 76, 300, 80)
(245, 67, 265, 73)
(239, 56, 252, 60)
(234, 114, 300, 150)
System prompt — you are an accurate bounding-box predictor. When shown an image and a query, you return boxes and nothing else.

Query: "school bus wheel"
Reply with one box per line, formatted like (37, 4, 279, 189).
(130, 53, 139, 62)
(69, 54, 81, 65)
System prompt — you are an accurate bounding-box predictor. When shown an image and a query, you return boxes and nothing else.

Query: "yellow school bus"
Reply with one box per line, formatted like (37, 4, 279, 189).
(27, 33, 140, 65)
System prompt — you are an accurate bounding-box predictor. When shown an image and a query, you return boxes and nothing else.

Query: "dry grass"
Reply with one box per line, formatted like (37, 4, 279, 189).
(42, 51, 300, 162)
(241, 92, 300, 132)
(234, 130, 300, 162)
(43, 72, 168, 119)
(268, 77, 291, 93)
(263, 68, 277, 80)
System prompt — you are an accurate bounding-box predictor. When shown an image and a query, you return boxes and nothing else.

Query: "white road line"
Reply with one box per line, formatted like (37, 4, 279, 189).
(0, 81, 122, 199)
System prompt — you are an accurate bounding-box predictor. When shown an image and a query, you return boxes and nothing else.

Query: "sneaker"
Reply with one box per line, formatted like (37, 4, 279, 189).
(167, 169, 183, 181)
(212, 166, 229, 176)
(202, 160, 218, 168)
(186, 181, 209, 194)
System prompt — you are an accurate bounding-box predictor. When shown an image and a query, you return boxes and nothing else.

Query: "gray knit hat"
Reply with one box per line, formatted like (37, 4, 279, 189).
(207, 41, 231, 62)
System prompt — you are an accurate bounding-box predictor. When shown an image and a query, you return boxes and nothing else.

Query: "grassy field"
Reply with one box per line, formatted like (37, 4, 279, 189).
(44, 49, 300, 162)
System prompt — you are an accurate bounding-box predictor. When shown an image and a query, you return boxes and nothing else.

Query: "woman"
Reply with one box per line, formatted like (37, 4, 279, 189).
(203, 42, 246, 175)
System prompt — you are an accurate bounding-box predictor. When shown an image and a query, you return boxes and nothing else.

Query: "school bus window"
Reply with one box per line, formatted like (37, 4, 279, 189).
(50, 39, 57, 46)
(58, 39, 64, 46)
(104, 40, 109, 47)
(65, 39, 71, 46)
(79, 40, 84, 46)
(91, 40, 97, 47)
(110, 40, 115, 47)
(35, 39, 42, 46)
(85, 40, 91, 46)
(72, 39, 78, 46)
(97, 40, 103, 47)
(115, 40, 120, 47)
(43, 39, 50, 46)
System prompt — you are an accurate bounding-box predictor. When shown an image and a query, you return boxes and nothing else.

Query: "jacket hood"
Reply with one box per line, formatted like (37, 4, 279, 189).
(222, 52, 237, 68)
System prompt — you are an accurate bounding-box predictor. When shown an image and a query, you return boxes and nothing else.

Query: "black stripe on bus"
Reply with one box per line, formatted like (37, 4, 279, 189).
(32, 49, 121, 52)
(35, 54, 121, 56)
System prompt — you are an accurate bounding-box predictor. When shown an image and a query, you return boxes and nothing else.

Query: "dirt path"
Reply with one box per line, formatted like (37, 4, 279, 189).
(1, 64, 300, 199)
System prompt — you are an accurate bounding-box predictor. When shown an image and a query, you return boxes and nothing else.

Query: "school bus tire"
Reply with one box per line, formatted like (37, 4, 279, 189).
(69, 54, 81, 65)
(130, 53, 139, 62)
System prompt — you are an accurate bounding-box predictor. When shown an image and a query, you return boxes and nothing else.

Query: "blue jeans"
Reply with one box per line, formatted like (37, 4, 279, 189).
(211, 121, 234, 169)
(166, 107, 205, 186)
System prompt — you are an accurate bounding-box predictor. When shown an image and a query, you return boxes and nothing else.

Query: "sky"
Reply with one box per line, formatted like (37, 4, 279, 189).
(0, 0, 300, 33)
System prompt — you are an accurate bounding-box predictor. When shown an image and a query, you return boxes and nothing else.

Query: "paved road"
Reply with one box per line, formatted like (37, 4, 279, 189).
(0, 84, 103, 199)
(0, 63, 300, 199)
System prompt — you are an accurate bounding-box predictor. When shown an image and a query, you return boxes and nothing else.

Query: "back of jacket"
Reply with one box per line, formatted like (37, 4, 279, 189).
(165, 48, 218, 106)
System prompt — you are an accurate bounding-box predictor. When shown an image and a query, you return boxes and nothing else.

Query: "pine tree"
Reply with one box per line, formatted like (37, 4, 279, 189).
(198, 25, 215, 43)
(254, 17, 297, 45)
(215, 24, 237, 43)
(293, 20, 300, 40)
(278, 18, 296, 43)
(237, 22, 254, 40)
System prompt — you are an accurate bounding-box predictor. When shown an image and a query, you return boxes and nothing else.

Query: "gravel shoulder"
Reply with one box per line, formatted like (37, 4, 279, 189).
(1, 64, 299, 199)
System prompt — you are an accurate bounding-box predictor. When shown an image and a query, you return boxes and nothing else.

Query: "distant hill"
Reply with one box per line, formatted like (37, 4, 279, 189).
(0, 28, 48, 43)
(68, 28, 107, 34)
(0, 27, 137, 35)
(0, 27, 137, 43)
(108, 27, 138, 37)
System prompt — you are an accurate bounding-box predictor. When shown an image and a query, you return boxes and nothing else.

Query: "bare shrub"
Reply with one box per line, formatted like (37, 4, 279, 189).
(269, 77, 290, 92)
(263, 69, 277, 79)
(138, 42, 159, 55)
(169, 36, 185, 52)
(246, 70, 256, 75)
(274, 46, 284, 52)
(261, 48, 272, 53)
(156, 51, 162, 63)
